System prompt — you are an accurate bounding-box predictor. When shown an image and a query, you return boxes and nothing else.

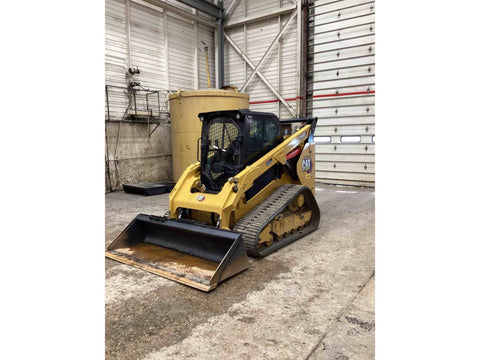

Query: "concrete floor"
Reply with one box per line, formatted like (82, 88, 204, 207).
(105, 183, 375, 360)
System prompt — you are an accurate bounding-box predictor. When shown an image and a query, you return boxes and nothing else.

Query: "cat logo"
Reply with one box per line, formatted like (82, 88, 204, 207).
(302, 157, 312, 173)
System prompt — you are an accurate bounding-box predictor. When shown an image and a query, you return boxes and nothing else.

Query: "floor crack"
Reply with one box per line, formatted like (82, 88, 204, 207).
(303, 270, 375, 360)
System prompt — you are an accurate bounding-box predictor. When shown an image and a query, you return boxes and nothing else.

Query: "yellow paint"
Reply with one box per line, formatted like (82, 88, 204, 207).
(169, 89, 250, 181)
(169, 122, 316, 231)
(296, 141, 316, 194)
(258, 226, 273, 246)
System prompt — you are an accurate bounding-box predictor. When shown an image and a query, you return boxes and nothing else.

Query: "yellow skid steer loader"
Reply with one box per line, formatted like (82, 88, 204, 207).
(106, 109, 320, 291)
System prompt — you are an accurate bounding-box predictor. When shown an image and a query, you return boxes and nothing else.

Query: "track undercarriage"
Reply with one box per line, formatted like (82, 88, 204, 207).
(234, 184, 320, 257)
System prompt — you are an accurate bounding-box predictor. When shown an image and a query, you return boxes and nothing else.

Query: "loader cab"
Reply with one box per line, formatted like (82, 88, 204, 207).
(199, 109, 282, 192)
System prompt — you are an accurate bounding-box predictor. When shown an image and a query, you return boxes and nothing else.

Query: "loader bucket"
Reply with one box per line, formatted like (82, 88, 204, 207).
(105, 214, 249, 291)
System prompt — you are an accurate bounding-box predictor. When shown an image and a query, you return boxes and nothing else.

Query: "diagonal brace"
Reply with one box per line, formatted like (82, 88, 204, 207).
(224, 0, 240, 21)
(225, 33, 297, 117)
(240, 9, 297, 92)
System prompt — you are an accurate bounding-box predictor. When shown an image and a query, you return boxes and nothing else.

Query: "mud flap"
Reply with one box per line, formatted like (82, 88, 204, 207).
(105, 214, 249, 291)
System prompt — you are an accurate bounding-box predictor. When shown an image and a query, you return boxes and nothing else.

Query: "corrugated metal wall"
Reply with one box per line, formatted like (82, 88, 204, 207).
(105, 0, 217, 191)
(105, 0, 130, 119)
(224, 0, 301, 119)
(105, 0, 216, 120)
(129, 1, 166, 90)
(167, 14, 196, 90)
(307, 0, 375, 187)
(105, 0, 374, 187)
(197, 22, 216, 89)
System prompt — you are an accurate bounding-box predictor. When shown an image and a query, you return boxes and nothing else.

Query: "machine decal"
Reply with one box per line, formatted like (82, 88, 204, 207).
(302, 157, 312, 173)
(266, 158, 273, 167)
(196, 195, 205, 201)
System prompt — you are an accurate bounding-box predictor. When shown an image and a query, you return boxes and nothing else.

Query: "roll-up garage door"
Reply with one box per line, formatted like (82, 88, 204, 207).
(307, 0, 375, 187)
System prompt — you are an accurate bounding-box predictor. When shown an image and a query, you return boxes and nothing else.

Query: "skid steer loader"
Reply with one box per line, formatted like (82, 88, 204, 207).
(106, 109, 320, 291)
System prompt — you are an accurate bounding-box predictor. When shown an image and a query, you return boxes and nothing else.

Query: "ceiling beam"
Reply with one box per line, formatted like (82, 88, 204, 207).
(176, 0, 224, 19)
(143, 0, 217, 27)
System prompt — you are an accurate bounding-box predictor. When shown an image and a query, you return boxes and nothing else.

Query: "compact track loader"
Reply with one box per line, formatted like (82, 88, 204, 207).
(106, 109, 320, 291)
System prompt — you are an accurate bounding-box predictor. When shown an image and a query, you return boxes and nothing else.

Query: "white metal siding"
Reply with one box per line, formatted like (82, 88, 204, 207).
(130, 1, 166, 90)
(224, 0, 300, 119)
(246, 0, 280, 17)
(308, 0, 375, 187)
(197, 23, 216, 89)
(279, 12, 300, 119)
(225, 0, 245, 23)
(224, 24, 245, 89)
(246, 17, 280, 114)
(105, 0, 216, 119)
(105, 0, 129, 119)
(167, 14, 196, 90)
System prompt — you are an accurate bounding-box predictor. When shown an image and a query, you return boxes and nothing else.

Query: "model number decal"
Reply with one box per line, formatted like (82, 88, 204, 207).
(302, 157, 312, 173)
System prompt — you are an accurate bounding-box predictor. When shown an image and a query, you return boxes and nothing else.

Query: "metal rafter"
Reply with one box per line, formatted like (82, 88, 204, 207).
(224, 33, 297, 117)
(143, 0, 216, 27)
(176, 0, 223, 19)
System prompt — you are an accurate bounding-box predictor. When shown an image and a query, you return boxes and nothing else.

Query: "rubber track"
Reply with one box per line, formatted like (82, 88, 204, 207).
(233, 184, 320, 257)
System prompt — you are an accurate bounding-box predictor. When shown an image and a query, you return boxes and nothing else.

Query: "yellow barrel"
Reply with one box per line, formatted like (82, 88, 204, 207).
(169, 89, 250, 181)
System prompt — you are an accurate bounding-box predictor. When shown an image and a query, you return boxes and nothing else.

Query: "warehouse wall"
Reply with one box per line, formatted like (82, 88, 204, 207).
(105, 122, 172, 190)
(224, 0, 303, 119)
(307, 0, 375, 187)
(223, 0, 375, 187)
(105, 0, 216, 191)
(105, 0, 375, 190)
